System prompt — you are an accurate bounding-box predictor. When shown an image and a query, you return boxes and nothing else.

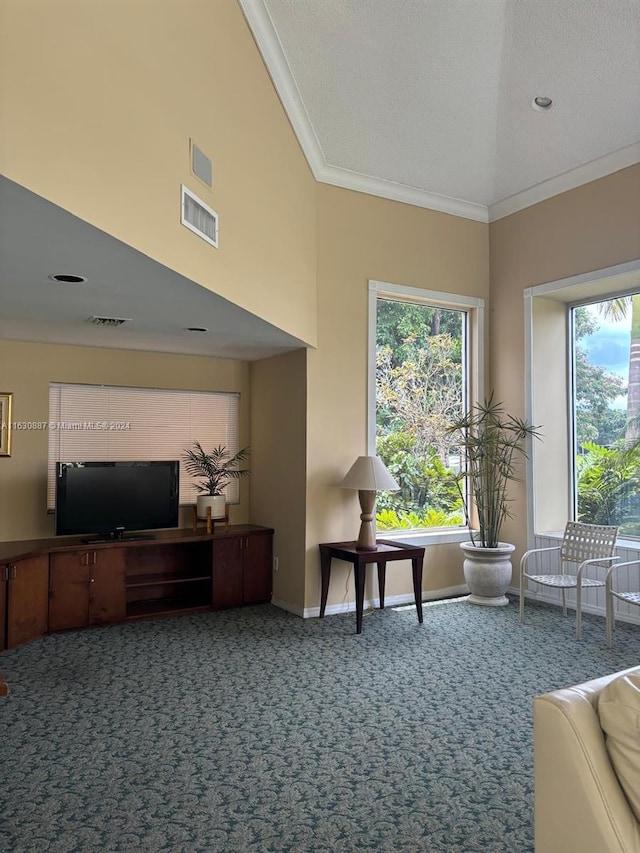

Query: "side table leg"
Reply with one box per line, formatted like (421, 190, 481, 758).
(412, 557, 424, 624)
(377, 562, 387, 609)
(354, 563, 366, 634)
(319, 551, 331, 618)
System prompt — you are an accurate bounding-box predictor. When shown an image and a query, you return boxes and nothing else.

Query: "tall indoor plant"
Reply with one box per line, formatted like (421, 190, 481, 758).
(448, 397, 540, 606)
(183, 442, 250, 519)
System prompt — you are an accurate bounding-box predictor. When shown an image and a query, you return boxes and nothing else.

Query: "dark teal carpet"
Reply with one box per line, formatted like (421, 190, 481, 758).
(1, 597, 639, 852)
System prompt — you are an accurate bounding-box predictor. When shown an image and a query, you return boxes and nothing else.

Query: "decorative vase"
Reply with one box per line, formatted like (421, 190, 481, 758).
(196, 494, 226, 521)
(460, 541, 515, 607)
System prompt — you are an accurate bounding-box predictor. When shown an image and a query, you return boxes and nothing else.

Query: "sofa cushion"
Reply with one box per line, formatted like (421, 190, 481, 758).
(599, 671, 640, 822)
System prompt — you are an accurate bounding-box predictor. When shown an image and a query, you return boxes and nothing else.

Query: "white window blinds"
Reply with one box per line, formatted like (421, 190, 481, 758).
(48, 384, 241, 508)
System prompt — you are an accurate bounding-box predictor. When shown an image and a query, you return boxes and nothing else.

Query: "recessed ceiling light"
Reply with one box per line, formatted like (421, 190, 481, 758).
(532, 96, 553, 111)
(49, 273, 87, 283)
(185, 326, 209, 332)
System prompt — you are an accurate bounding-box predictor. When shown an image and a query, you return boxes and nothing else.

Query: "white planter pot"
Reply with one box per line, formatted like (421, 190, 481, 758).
(196, 494, 226, 521)
(460, 541, 515, 607)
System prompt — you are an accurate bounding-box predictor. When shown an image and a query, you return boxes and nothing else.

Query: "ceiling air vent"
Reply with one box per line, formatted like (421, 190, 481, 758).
(181, 185, 218, 248)
(87, 316, 131, 327)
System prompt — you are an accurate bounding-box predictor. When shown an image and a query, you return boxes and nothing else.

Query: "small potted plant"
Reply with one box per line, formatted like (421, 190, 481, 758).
(182, 442, 250, 520)
(447, 396, 540, 606)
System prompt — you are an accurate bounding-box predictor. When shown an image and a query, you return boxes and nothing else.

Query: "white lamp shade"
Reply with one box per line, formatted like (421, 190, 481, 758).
(339, 455, 399, 491)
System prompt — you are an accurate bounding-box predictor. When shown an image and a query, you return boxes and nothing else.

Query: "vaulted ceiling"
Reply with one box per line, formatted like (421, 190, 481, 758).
(241, 0, 640, 221)
(2, 2, 639, 359)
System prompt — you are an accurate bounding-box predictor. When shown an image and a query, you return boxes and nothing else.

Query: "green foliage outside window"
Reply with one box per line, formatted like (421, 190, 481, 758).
(374, 432, 463, 529)
(574, 307, 626, 447)
(376, 296, 640, 537)
(573, 301, 640, 536)
(576, 442, 640, 536)
(375, 298, 464, 530)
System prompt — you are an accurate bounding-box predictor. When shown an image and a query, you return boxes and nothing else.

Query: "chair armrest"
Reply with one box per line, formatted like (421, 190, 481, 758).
(577, 555, 620, 579)
(606, 560, 640, 589)
(520, 546, 561, 578)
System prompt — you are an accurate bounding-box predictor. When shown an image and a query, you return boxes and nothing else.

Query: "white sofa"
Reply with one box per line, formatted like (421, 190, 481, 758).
(534, 666, 640, 852)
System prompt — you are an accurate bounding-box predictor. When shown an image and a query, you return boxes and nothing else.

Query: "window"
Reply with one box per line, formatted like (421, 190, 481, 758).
(525, 258, 640, 541)
(48, 384, 241, 508)
(571, 294, 640, 535)
(368, 281, 484, 533)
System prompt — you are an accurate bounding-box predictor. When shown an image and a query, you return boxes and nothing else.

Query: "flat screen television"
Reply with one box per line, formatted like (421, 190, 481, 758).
(55, 461, 180, 541)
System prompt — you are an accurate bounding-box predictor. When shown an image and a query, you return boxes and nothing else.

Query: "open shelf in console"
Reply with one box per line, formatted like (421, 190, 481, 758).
(127, 571, 211, 588)
(127, 598, 211, 620)
(124, 540, 212, 620)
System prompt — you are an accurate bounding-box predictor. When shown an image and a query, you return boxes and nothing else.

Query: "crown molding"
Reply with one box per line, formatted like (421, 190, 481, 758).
(239, 0, 489, 224)
(314, 163, 489, 222)
(238, 0, 326, 175)
(489, 142, 640, 222)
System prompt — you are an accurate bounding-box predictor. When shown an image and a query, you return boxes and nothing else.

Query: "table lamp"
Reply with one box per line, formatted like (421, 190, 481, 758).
(339, 455, 399, 550)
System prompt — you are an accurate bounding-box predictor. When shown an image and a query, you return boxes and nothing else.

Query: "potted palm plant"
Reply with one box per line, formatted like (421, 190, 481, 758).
(447, 397, 540, 606)
(182, 442, 250, 520)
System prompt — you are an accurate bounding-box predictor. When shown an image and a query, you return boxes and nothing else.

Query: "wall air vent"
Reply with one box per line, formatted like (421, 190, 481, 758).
(181, 185, 218, 248)
(87, 316, 132, 327)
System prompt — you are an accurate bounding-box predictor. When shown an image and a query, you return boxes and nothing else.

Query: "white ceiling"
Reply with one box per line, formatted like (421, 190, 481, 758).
(0, 177, 305, 360)
(241, 0, 640, 222)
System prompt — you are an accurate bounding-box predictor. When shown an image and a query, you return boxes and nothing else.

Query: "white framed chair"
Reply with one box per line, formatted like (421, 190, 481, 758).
(519, 521, 619, 640)
(606, 560, 640, 647)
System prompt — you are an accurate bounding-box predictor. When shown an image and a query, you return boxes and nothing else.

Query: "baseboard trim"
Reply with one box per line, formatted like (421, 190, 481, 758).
(270, 597, 305, 618)
(275, 585, 640, 627)
(300, 583, 470, 619)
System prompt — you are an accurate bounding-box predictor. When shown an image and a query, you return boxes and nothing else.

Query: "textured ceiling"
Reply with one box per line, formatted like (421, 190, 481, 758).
(241, 0, 640, 221)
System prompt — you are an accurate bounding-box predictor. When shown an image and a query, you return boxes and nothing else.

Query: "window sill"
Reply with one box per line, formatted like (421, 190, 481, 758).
(381, 528, 472, 547)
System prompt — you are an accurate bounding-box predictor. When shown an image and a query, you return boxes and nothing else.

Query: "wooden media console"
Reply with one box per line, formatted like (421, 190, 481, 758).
(0, 524, 274, 660)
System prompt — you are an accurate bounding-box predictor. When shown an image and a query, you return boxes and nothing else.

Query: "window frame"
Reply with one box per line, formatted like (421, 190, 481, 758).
(524, 258, 640, 548)
(367, 279, 485, 543)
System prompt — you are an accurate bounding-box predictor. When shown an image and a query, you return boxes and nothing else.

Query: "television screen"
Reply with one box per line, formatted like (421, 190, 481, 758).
(55, 461, 179, 540)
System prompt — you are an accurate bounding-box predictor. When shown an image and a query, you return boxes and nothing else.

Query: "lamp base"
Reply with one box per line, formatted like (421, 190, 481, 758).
(355, 489, 377, 550)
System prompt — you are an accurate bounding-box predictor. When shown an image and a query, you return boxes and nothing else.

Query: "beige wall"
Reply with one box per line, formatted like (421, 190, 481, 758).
(0, 0, 492, 617)
(489, 164, 640, 558)
(250, 348, 307, 613)
(0, 340, 251, 541)
(0, 0, 317, 347)
(306, 184, 490, 611)
(6, 0, 638, 615)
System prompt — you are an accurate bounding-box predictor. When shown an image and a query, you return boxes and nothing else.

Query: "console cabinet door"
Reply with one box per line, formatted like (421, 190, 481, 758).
(90, 549, 126, 625)
(50, 548, 127, 631)
(212, 531, 273, 608)
(7, 555, 49, 649)
(243, 531, 273, 604)
(212, 537, 243, 609)
(49, 552, 90, 631)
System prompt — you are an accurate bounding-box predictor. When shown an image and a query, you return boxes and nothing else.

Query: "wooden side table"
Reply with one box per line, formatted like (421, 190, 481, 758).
(318, 539, 426, 634)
